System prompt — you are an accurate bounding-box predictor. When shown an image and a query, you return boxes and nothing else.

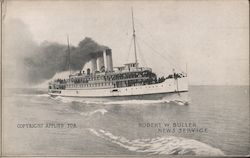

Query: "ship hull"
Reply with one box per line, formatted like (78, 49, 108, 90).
(48, 77, 188, 98)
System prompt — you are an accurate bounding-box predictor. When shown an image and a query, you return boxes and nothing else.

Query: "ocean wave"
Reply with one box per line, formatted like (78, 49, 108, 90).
(36, 94, 49, 97)
(50, 96, 75, 103)
(49, 96, 95, 104)
(80, 109, 107, 116)
(88, 128, 224, 156)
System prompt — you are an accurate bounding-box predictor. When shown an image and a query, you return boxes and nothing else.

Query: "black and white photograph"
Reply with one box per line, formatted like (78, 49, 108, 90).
(1, 0, 249, 157)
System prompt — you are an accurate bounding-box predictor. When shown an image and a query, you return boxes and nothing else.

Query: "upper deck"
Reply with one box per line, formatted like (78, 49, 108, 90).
(49, 64, 160, 90)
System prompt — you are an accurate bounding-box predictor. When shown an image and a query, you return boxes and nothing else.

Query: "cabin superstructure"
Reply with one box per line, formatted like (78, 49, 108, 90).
(49, 48, 160, 91)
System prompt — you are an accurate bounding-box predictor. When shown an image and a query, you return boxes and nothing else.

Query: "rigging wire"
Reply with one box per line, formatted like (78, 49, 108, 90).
(136, 39, 148, 67)
(137, 36, 183, 72)
(125, 36, 134, 63)
(134, 18, 183, 70)
(104, 12, 132, 62)
(140, 38, 183, 72)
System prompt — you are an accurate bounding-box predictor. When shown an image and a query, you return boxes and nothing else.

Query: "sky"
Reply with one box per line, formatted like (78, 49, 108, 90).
(3, 0, 249, 85)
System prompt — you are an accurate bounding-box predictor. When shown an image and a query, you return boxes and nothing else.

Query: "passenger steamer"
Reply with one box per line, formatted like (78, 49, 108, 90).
(48, 10, 188, 98)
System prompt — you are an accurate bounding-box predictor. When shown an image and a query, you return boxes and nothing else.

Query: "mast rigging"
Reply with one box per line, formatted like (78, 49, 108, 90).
(131, 8, 138, 68)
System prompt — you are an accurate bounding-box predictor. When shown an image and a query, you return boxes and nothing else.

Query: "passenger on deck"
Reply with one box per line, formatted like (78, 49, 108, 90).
(78, 70, 82, 76)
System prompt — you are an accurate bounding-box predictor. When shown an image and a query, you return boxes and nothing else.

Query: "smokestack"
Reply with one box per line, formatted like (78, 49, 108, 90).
(97, 52, 104, 72)
(106, 49, 113, 72)
(90, 58, 97, 73)
(87, 68, 90, 75)
(103, 49, 107, 72)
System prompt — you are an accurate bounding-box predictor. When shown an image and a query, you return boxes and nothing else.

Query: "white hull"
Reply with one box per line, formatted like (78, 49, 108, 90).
(48, 77, 188, 98)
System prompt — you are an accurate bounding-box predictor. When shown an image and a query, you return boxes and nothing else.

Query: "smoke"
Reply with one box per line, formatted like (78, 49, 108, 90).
(69, 37, 108, 71)
(4, 18, 109, 85)
(23, 38, 109, 84)
(3, 18, 39, 87)
(23, 41, 68, 84)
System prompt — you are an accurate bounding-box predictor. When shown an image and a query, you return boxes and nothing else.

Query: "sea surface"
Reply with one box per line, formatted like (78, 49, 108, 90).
(2, 86, 249, 156)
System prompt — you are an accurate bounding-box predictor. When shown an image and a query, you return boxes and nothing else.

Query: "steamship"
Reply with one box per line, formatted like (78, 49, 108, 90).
(48, 10, 188, 98)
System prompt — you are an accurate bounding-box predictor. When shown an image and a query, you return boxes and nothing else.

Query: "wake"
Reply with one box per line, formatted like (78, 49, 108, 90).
(50, 96, 188, 106)
(88, 128, 224, 156)
(80, 109, 108, 116)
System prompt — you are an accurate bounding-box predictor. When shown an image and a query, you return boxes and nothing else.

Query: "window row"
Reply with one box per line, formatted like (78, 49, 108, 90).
(67, 82, 113, 88)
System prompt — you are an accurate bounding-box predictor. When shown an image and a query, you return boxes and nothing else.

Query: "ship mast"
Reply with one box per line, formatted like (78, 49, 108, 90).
(67, 35, 71, 76)
(131, 8, 138, 68)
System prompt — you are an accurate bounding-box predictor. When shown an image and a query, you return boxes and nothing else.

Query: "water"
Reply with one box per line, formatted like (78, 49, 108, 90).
(2, 86, 249, 156)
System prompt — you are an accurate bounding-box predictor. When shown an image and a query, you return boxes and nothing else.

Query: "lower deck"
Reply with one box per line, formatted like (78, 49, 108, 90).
(48, 77, 188, 98)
